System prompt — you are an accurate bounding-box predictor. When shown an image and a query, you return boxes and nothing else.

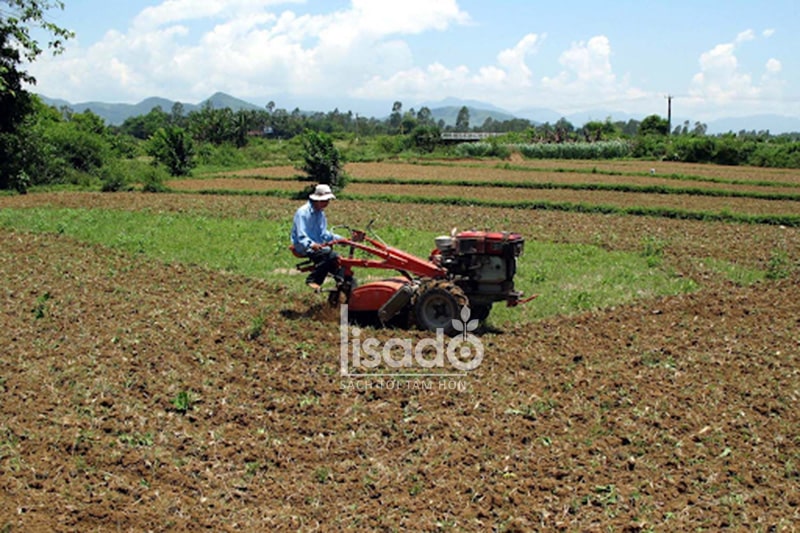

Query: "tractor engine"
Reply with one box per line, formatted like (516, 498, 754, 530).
(431, 230, 524, 311)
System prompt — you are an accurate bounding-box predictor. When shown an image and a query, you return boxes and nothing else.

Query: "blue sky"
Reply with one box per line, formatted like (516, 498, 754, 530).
(24, 0, 800, 123)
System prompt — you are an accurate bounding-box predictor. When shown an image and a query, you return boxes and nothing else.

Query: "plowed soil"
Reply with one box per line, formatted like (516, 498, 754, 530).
(170, 178, 800, 217)
(1, 180, 799, 531)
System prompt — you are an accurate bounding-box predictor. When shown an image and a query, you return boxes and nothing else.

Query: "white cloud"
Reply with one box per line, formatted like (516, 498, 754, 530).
(735, 29, 755, 44)
(132, 0, 291, 30)
(765, 58, 782, 75)
(29, 1, 791, 122)
(351, 32, 546, 104)
(537, 35, 643, 111)
(688, 29, 786, 116)
(29, 0, 472, 103)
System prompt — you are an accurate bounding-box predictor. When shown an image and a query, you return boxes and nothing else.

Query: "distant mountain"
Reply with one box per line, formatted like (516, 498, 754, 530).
(428, 105, 517, 127)
(38, 92, 264, 126)
(422, 97, 513, 115)
(37, 92, 800, 134)
(201, 92, 262, 112)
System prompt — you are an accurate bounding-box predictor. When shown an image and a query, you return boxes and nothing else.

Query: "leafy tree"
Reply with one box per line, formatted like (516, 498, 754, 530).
(416, 106, 434, 126)
(554, 118, 575, 141)
(119, 106, 170, 140)
(294, 129, 347, 190)
(639, 114, 670, 136)
(0, 0, 72, 190)
(410, 125, 441, 153)
(582, 119, 619, 141)
(232, 109, 250, 148)
(389, 101, 402, 134)
(147, 126, 195, 176)
(169, 102, 186, 127)
(456, 106, 470, 132)
(400, 109, 418, 136)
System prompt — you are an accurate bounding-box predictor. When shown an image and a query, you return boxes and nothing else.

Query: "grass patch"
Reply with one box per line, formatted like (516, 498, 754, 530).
(0, 207, 698, 324)
(338, 176, 800, 202)
(491, 240, 697, 323)
(700, 258, 767, 286)
(173, 188, 800, 227)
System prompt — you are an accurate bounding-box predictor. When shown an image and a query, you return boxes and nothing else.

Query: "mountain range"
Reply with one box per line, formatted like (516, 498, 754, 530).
(39, 92, 800, 135)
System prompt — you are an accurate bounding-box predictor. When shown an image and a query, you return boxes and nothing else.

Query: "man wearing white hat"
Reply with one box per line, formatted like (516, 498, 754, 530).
(291, 184, 343, 290)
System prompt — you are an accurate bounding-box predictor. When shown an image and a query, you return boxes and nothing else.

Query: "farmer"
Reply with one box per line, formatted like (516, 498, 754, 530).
(291, 184, 343, 291)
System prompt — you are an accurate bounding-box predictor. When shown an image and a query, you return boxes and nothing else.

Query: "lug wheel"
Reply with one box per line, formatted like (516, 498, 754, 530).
(413, 281, 468, 335)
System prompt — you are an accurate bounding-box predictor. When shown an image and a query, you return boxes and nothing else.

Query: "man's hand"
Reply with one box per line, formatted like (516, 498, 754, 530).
(310, 242, 322, 251)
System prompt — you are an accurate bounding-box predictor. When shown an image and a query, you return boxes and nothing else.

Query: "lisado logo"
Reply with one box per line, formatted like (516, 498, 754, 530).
(339, 304, 484, 377)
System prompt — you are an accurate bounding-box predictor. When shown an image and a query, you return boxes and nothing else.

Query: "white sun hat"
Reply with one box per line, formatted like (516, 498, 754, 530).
(309, 184, 336, 201)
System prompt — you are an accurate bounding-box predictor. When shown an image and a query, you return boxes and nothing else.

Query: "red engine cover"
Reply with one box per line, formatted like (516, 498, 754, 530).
(454, 230, 523, 255)
(347, 277, 410, 312)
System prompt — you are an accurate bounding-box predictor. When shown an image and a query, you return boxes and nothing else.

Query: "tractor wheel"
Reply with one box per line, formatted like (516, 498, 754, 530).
(413, 280, 468, 335)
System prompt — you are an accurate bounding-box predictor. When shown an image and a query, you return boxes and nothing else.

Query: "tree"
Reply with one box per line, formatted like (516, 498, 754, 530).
(147, 126, 195, 176)
(294, 129, 347, 191)
(416, 106, 434, 126)
(0, 1, 72, 93)
(1, 0, 72, 189)
(170, 102, 186, 127)
(410, 125, 441, 153)
(456, 106, 470, 132)
(119, 106, 170, 140)
(639, 114, 670, 136)
(390, 101, 402, 134)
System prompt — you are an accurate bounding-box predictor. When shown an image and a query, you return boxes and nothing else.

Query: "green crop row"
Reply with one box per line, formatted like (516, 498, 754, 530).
(455, 140, 634, 159)
(183, 188, 800, 227)
(340, 177, 800, 202)
(404, 159, 800, 189)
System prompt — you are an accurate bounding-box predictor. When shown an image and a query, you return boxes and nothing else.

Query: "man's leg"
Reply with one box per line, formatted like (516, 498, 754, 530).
(306, 248, 340, 288)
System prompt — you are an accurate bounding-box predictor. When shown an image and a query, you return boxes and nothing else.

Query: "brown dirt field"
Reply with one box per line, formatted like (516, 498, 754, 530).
(217, 161, 800, 187)
(169, 177, 800, 217)
(1, 187, 799, 531)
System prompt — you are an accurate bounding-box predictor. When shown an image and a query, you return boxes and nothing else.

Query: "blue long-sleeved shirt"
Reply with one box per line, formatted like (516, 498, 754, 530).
(291, 201, 341, 255)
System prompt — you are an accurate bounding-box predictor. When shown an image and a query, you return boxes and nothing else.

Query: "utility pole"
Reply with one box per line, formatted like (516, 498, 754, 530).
(666, 95, 673, 135)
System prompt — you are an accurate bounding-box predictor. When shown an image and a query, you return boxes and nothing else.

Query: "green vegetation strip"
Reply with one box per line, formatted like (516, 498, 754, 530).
(346, 177, 800, 201)
(0, 207, 698, 323)
(203, 173, 800, 200)
(424, 159, 800, 189)
(181, 188, 800, 227)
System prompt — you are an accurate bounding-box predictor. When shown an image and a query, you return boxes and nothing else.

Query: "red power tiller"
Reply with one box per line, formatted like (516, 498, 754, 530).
(292, 222, 535, 334)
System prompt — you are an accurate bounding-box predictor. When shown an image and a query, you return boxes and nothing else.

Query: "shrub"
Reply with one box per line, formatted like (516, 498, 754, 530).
(410, 125, 442, 153)
(98, 160, 134, 192)
(147, 126, 195, 176)
(140, 165, 170, 193)
(294, 129, 347, 190)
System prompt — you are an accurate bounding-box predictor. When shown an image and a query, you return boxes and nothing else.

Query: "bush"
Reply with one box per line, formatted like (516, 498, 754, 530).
(410, 125, 442, 153)
(455, 141, 511, 158)
(140, 165, 170, 193)
(47, 122, 110, 173)
(294, 129, 347, 190)
(196, 142, 249, 168)
(147, 126, 195, 176)
(98, 160, 134, 192)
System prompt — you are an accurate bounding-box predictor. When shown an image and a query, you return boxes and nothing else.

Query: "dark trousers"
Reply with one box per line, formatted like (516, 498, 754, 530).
(306, 247, 340, 285)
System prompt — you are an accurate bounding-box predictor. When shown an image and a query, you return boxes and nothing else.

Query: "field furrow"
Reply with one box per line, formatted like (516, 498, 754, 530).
(170, 177, 800, 217)
(2, 156, 799, 531)
(216, 161, 800, 188)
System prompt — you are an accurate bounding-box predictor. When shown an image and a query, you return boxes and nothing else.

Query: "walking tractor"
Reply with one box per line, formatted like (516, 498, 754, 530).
(292, 223, 536, 334)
